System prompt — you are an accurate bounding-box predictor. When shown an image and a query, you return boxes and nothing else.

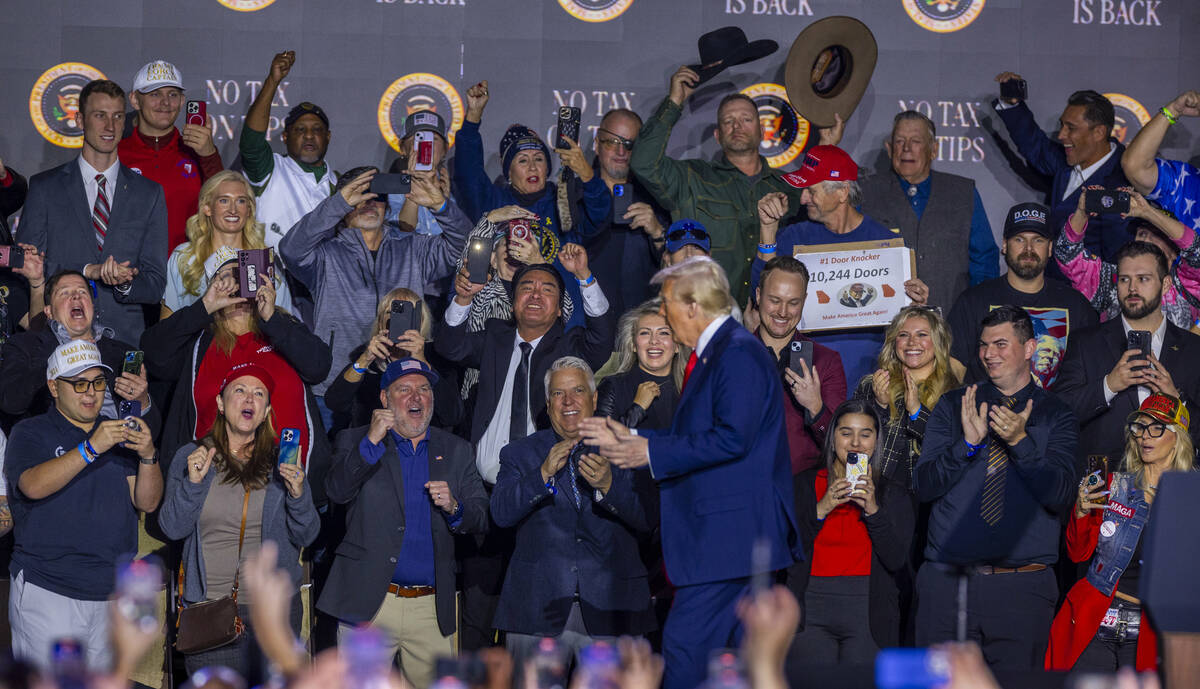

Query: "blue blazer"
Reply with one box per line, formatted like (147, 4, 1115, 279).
(491, 428, 656, 637)
(994, 101, 1130, 261)
(645, 317, 802, 586)
(18, 160, 167, 342)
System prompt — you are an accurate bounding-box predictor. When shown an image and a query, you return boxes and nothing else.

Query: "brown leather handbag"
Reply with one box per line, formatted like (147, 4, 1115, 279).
(174, 489, 250, 654)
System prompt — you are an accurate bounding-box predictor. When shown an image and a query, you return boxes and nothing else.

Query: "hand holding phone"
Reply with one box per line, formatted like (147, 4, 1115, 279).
(611, 184, 632, 225)
(999, 78, 1028, 102)
(555, 106, 581, 150)
(185, 100, 207, 126)
(388, 300, 421, 342)
(1085, 188, 1131, 215)
(465, 238, 492, 285)
(413, 131, 436, 172)
(0, 245, 24, 270)
(278, 428, 301, 466)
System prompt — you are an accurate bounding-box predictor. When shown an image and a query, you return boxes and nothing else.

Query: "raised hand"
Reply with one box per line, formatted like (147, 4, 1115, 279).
(466, 80, 490, 123)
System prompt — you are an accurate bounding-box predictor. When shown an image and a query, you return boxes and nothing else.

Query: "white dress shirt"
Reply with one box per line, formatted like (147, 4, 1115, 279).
(474, 331, 545, 484)
(1062, 142, 1116, 201)
(443, 277, 610, 326)
(78, 156, 119, 211)
(1103, 315, 1166, 406)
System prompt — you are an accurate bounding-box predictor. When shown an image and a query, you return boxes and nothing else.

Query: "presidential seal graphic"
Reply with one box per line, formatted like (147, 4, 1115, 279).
(902, 0, 985, 33)
(216, 0, 277, 11)
(558, 0, 634, 22)
(378, 73, 464, 154)
(1105, 93, 1151, 145)
(29, 62, 106, 148)
(741, 83, 810, 169)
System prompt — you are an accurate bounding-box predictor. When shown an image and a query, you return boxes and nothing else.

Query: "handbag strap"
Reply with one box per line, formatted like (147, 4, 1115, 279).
(229, 489, 251, 604)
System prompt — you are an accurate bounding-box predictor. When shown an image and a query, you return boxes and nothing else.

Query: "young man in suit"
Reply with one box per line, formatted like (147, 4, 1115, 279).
(1055, 241, 1200, 465)
(320, 358, 488, 689)
(491, 356, 655, 664)
(580, 256, 800, 689)
(435, 249, 616, 649)
(18, 79, 167, 344)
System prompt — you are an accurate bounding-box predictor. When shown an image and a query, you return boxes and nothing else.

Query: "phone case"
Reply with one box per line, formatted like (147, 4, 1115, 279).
(556, 106, 581, 149)
(122, 350, 143, 375)
(185, 100, 206, 126)
(466, 238, 492, 285)
(414, 131, 435, 171)
(611, 184, 632, 224)
(278, 428, 301, 465)
(845, 454, 868, 486)
(238, 248, 273, 299)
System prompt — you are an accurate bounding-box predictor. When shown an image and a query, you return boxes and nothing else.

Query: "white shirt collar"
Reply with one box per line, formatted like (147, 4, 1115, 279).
(78, 155, 118, 187)
(694, 314, 731, 358)
(1075, 142, 1117, 182)
(514, 329, 546, 351)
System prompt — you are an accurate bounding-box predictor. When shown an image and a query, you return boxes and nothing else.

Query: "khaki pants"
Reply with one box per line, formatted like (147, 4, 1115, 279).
(339, 592, 457, 689)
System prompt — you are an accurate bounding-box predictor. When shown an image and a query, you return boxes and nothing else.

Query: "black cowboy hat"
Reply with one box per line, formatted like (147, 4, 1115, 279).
(687, 26, 778, 85)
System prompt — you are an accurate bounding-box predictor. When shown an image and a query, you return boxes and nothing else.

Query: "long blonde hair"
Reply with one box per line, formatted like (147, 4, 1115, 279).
(178, 171, 267, 297)
(613, 300, 685, 389)
(876, 306, 958, 422)
(1122, 413, 1195, 500)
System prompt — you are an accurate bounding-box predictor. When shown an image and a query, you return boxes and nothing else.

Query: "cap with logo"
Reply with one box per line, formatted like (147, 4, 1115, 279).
(403, 111, 447, 142)
(780, 145, 859, 189)
(284, 102, 329, 130)
(381, 357, 440, 390)
(132, 60, 184, 93)
(204, 246, 239, 284)
(665, 219, 712, 254)
(47, 341, 112, 381)
(1003, 202, 1052, 239)
(220, 362, 276, 397)
(1130, 393, 1190, 431)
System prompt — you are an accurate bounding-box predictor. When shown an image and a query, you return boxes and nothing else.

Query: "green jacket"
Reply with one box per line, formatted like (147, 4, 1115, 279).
(630, 97, 805, 302)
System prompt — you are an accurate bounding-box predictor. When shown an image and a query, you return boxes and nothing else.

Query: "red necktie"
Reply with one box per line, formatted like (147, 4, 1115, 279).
(681, 350, 698, 391)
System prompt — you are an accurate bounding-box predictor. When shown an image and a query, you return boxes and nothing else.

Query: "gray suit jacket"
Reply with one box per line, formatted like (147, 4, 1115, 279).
(18, 160, 167, 342)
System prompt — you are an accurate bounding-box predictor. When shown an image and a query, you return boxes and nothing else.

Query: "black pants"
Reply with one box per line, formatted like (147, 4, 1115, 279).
(1073, 633, 1139, 672)
(915, 562, 1057, 670)
(458, 485, 514, 651)
(789, 575, 879, 664)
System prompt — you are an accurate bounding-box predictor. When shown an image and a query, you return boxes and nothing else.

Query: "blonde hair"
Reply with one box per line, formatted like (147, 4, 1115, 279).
(651, 256, 734, 319)
(876, 306, 958, 422)
(178, 171, 267, 297)
(371, 288, 433, 341)
(1122, 413, 1196, 499)
(613, 300, 685, 389)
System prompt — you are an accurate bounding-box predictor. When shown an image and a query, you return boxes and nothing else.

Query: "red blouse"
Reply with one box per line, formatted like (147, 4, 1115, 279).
(811, 469, 872, 577)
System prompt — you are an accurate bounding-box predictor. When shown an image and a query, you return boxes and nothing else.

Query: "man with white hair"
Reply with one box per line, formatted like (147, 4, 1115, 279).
(491, 356, 655, 664)
(580, 257, 800, 689)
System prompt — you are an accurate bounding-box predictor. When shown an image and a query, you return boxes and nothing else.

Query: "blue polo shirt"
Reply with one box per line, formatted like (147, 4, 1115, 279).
(6, 408, 138, 600)
(359, 430, 461, 587)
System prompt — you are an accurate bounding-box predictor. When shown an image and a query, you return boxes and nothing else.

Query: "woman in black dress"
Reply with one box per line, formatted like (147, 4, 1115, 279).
(596, 299, 686, 431)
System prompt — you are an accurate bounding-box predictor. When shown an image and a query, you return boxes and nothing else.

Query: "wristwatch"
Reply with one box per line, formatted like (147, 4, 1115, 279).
(139, 455, 158, 465)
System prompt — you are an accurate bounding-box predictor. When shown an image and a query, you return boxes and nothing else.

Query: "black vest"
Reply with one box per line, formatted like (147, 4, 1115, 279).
(860, 170, 977, 311)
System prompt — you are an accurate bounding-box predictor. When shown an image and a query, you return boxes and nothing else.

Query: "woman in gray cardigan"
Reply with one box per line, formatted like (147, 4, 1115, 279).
(158, 362, 320, 673)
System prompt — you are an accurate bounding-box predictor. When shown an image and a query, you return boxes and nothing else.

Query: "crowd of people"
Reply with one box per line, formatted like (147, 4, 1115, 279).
(0, 44, 1197, 689)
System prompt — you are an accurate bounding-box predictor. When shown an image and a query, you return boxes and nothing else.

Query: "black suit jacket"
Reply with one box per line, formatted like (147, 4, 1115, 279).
(1055, 318, 1200, 466)
(317, 425, 488, 636)
(18, 160, 166, 343)
(490, 428, 655, 636)
(0, 166, 27, 243)
(435, 310, 616, 446)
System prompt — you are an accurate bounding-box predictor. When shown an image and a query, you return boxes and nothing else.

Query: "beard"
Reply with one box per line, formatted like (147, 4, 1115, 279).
(1122, 291, 1163, 320)
(1005, 251, 1046, 280)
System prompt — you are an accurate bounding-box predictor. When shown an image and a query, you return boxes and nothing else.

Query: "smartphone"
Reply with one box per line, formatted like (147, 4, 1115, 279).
(237, 248, 273, 299)
(507, 217, 533, 243)
(845, 452, 869, 489)
(530, 637, 567, 689)
(369, 172, 411, 196)
(185, 100, 207, 127)
(0, 245, 24, 269)
(575, 642, 620, 689)
(555, 106, 581, 150)
(388, 299, 421, 342)
(611, 184, 632, 225)
(122, 350, 143, 376)
(116, 559, 162, 634)
(413, 131, 435, 172)
(1126, 329, 1152, 372)
(118, 400, 141, 446)
(999, 78, 1028, 102)
(465, 237, 492, 285)
(1085, 188, 1131, 215)
(875, 648, 950, 689)
(51, 638, 88, 689)
(787, 339, 814, 376)
(1086, 455, 1109, 500)
(278, 428, 301, 466)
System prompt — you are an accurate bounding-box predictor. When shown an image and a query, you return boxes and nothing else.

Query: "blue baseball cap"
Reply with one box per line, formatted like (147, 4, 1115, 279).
(380, 357, 439, 390)
(664, 219, 711, 254)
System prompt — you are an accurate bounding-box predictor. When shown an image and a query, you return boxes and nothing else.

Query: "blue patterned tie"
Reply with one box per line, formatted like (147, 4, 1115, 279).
(565, 443, 584, 509)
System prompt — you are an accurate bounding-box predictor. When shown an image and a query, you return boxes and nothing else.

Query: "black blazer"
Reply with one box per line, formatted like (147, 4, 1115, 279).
(317, 425, 488, 636)
(434, 309, 616, 446)
(18, 160, 166, 343)
(1055, 318, 1200, 467)
(787, 467, 914, 648)
(0, 166, 27, 243)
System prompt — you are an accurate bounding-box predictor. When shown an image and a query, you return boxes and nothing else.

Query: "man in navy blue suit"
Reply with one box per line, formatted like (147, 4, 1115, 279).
(992, 73, 1130, 264)
(491, 356, 655, 664)
(581, 256, 800, 689)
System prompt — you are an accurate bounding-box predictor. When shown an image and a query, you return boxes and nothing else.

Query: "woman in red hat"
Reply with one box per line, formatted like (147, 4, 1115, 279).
(1045, 392, 1195, 671)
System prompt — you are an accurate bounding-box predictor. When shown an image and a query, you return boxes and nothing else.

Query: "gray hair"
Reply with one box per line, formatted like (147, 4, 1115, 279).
(819, 179, 863, 207)
(650, 256, 734, 319)
(892, 110, 936, 141)
(543, 356, 596, 397)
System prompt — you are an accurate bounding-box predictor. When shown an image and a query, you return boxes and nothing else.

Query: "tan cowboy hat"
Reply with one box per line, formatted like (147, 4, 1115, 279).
(784, 16, 878, 128)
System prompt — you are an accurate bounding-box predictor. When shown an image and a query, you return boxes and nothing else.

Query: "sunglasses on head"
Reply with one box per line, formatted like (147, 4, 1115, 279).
(666, 224, 710, 243)
(597, 129, 635, 151)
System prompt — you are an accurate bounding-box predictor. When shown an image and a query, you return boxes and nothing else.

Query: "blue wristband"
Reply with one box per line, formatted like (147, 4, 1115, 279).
(85, 439, 99, 458)
(545, 478, 558, 495)
(909, 408, 921, 421)
(964, 439, 984, 457)
(578, 274, 596, 287)
(78, 442, 94, 464)
(351, 362, 368, 375)
(758, 243, 778, 254)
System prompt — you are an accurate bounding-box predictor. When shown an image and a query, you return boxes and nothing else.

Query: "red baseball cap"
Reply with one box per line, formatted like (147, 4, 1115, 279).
(781, 145, 859, 188)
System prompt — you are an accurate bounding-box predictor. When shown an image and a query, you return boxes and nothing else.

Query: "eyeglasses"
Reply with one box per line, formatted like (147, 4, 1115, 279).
(597, 129, 635, 152)
(666, 224, 710, 243)
(1127, 421, 1170, 438)
(60, 376, 107, 393)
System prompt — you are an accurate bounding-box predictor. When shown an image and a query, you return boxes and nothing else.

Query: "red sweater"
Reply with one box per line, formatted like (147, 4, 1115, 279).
(811, 469, 873, 577)
(118, 128, 223, 254)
